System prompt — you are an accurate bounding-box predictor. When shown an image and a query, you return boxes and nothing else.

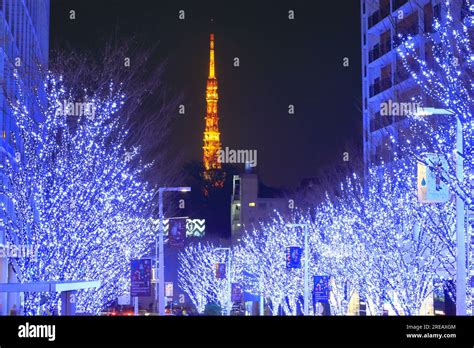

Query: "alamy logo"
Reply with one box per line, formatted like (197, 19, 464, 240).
(55, 100, 96, 119)
(380, 100, 422, 116)
(0, 243, 38, 260)
(217, 147, 257, 168)
(18, 322, 56, 341)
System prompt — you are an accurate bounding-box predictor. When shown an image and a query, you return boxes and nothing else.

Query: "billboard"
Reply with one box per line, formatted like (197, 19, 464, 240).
(131, 259, 152, 297)
(417, 153, 449, 203)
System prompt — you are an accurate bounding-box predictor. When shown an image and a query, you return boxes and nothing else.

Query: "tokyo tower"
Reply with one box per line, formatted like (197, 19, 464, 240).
(202, 33, 225, 190)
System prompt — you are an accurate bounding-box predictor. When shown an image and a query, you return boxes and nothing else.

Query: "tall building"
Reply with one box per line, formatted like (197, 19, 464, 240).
(361, 0, 468, 168)
(361, 0, 471, 314)
(361, 0, 446, 173)
(0, 0, 50, 315)
(202, 33, 224, 190)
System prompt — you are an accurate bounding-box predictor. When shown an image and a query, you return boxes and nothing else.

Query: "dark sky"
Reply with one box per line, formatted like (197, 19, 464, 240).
(50, 0, 362, 189)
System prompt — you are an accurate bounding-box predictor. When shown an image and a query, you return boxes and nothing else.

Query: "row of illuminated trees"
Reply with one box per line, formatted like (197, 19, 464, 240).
(178, 165, 458, 315)
(178, 0, 473, 315)
(1, 44, 174, 315)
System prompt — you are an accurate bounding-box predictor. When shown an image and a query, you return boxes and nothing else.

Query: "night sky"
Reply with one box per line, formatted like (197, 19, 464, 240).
(50, 0, 362, 189)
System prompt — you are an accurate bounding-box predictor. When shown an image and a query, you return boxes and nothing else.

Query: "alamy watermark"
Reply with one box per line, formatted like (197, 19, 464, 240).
(55, 100, 96, 119)
(217, 147, 257, 167)
(0, 243, 38, 260)
(380, 99, 422, 117)
(18, 322, 55, 341)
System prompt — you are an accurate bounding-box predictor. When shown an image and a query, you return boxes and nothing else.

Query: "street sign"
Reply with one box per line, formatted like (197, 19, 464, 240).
(165, 282, 173, 297)
(131, 259, 152, 297)
(169, 218, 187, 246)
(313, 276, 330, 302)
(185, 219, 206, 237)
(286, 246, 302, 269)
(215, 263, 226, 279)
(417, 153, 449, 203)
(231, 283, 243, 302)
(162, 218, 206, 238)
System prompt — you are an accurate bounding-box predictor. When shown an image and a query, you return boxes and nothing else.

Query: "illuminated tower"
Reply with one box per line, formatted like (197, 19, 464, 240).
(202, 33, 224, 189)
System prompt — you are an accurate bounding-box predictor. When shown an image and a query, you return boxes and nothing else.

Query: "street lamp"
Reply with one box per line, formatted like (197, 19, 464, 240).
(286, 223, 310, 316)
(414, 107, 466, 315)
(215, 247, 232, 316)
(155, 186, 191, 316)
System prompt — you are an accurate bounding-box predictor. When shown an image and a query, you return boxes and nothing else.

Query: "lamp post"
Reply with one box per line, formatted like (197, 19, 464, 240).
(415, 107, 466, 315)
(215, 247, 232, 316)
(286, 223, 309, 316)
(155, 186, 191, 316)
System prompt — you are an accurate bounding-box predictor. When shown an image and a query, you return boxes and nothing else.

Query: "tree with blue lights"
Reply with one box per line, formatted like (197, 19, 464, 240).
(394, 0, 473, 313)
(234, 215, 306, 316)
(396, 0, 473, 206)
(1, 72, 155, 315)
(178, 242, 236, 314)
(307, 197, 361, 316)
(232, 162, 456, 315)
(343, 167, 455, 315)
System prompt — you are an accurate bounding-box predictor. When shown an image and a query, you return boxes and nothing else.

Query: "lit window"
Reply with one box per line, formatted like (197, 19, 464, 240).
(248, 202, 256, 207)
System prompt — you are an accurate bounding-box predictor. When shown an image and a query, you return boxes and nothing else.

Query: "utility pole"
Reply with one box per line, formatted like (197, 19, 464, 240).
(155, 186, 191, 316)
(286, 223, 309, 315)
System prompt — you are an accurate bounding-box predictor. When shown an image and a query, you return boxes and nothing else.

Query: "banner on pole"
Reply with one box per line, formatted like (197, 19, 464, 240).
(168, 218, 187, 246)
(417, 153, 449, 203)
(286, 246, 302, 269)
(313, 276, 330, 302)
(231, 283, 243, 302)
(165, 282, 174, 297)
(215, 263, 226, 279)
(131, 259, 152, 297)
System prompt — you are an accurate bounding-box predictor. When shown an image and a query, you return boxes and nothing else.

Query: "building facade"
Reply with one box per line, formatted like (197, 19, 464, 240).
(361, 0, 472, 314)
(361, 0, 445, 171)
(230, 173, 288, 244)
(0, 0, 50, 315)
